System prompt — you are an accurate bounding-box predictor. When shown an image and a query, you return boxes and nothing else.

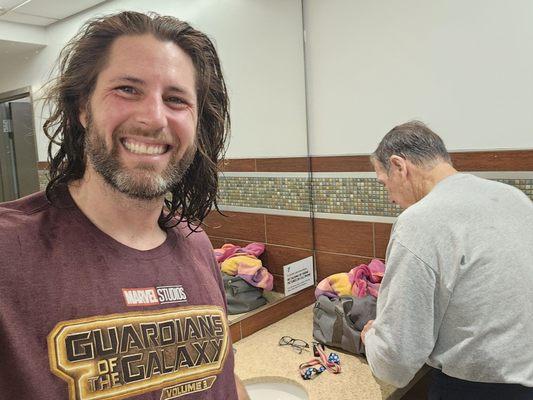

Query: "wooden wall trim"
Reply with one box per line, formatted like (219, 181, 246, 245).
(219, 158, 256, 172)
(450, 150, 533, 171)
(219, 150, 533, 173)
(310, 155, 374, 172)
(38, 150, 533, 173)
(255, 157, 310, 172)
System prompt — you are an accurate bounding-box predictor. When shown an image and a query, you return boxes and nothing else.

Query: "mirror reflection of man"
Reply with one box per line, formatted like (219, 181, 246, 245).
(0, 11, 249, 399)
(362, 121, 533, 399)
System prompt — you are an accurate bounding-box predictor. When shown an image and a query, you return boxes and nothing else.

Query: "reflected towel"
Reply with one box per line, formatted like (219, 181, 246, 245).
(214, 242, 265, 263)
(237, 265, 273, 291)
(214, 243, 273, 291)
(220, 255, 261, 276)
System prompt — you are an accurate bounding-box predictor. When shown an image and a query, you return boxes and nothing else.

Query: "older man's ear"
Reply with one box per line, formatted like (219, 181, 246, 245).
(389, 155, 408, 176)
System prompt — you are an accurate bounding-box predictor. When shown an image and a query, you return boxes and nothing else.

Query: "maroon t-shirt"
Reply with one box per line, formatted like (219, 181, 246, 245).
(0, 186, 237, 400)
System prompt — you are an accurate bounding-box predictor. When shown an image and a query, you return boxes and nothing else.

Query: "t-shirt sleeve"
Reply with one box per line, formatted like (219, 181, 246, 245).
(364, 239, 439, 388)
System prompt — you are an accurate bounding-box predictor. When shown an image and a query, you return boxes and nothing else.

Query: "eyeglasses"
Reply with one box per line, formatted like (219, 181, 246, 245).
(278, 336, 310, 354)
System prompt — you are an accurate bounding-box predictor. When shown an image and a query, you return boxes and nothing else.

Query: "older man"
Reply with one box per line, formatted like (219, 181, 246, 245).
(362, 121, 533, 399)
(0, 11, 249, 399)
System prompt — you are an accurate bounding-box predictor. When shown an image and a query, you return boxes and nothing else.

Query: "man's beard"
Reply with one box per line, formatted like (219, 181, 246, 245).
(84, 117, 197, 200)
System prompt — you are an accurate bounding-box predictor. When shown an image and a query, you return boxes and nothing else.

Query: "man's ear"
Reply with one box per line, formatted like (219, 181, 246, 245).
(79, 102, 88, 129)
(389, 155, 407, 176)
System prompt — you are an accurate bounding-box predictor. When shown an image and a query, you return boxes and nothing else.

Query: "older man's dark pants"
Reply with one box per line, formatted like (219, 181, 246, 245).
(428, 368, 533, 400)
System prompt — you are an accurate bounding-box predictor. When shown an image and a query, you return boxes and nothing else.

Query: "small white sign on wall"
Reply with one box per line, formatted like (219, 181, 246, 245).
(283, 256, 314, 297)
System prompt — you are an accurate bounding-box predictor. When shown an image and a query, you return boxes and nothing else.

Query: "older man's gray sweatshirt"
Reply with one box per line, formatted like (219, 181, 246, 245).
(364, 173, 533, 388)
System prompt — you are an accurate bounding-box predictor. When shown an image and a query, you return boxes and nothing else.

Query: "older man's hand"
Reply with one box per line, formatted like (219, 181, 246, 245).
(361, 319, 374, 344)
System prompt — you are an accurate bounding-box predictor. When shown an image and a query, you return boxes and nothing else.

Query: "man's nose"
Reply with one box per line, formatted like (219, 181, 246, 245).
(135, 95, 168, 130)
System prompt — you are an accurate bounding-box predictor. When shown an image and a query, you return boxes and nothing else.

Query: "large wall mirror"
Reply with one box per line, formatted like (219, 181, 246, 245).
(0, 0, 315, 337)
(196, 0, 315, 332)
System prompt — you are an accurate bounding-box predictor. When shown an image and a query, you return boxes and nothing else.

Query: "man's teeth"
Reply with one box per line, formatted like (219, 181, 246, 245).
(123, 140, 167, 155)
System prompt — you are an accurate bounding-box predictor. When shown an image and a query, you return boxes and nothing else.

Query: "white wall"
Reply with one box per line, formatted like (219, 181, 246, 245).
(304, 0, 533, 155)
(0, 51, 42, 93)
(0, 0, 308, 160)
(0, 20, 47, 45)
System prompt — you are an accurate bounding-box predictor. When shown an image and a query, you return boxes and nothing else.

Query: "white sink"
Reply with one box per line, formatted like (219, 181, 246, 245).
(245, 378, 309, 400)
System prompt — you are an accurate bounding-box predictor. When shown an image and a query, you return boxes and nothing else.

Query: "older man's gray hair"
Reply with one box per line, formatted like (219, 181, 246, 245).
(372, 121, 452, 172)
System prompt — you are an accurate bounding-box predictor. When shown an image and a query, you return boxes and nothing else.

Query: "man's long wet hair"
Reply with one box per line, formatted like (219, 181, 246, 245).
(43, 11, 230, 230)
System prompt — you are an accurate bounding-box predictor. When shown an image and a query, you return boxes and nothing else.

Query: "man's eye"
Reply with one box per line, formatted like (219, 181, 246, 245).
(117, 86, 137, 95)
(166, 96, 185, 105)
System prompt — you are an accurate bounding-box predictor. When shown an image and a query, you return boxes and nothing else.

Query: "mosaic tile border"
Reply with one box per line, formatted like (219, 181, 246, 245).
(218, 176, 311, 212)
(217, 174, 533, 217)
(36, 169, 533, 218)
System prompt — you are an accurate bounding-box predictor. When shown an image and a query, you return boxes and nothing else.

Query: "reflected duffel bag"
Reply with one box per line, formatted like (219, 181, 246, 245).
(222, 273, 267, 315)
(313, 294, 376, 355)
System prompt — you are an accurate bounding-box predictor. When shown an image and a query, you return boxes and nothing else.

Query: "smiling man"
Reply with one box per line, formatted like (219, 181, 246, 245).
(79, 34, 199, 207)
(0, 11, 248, 400)
(361, 121, 533, 399)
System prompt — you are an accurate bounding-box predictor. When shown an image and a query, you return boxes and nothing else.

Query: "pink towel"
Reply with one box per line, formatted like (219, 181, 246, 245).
(214, 242, 265, 263)
(315, 259, 385, 299)
(349, 259, 385, 298)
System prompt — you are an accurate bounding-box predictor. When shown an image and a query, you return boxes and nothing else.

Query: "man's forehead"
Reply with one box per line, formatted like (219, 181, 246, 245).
(105, 34, 190, 67)
(109, 33, 178, 52)
(97, 34, 196, 94)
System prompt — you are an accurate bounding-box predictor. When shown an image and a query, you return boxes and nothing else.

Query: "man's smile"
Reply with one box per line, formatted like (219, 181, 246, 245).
(120, 137, 172, 156)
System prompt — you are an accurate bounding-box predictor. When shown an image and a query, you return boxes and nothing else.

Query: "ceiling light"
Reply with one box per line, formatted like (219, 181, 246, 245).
(8, 0, 32, 13)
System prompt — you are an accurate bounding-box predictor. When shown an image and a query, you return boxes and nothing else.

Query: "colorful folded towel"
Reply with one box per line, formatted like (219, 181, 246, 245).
(315, 259, 385, 299)
(315, 272, 352, 298)
(214, 243, 273, 291)
(214, 242, 265, 263)
(350, 258, 384, 298)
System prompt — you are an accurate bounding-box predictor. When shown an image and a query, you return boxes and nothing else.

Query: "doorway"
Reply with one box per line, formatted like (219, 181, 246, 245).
(0, 87, 40, 202)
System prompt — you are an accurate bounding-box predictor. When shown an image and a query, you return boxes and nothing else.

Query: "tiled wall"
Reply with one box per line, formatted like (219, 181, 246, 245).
(311, 177, 400, 216)
(219, 176, 311, 211)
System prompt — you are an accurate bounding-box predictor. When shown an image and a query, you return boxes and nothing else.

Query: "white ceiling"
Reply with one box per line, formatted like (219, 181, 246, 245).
(0, 0, 108, 26)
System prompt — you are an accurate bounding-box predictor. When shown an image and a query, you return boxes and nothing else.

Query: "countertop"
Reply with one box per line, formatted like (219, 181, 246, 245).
(234, 304, 428, 400)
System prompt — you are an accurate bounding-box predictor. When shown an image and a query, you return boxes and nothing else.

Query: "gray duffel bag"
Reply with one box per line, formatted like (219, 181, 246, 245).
(313, 294, 376, 355)
(222, 273, 267, 315)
